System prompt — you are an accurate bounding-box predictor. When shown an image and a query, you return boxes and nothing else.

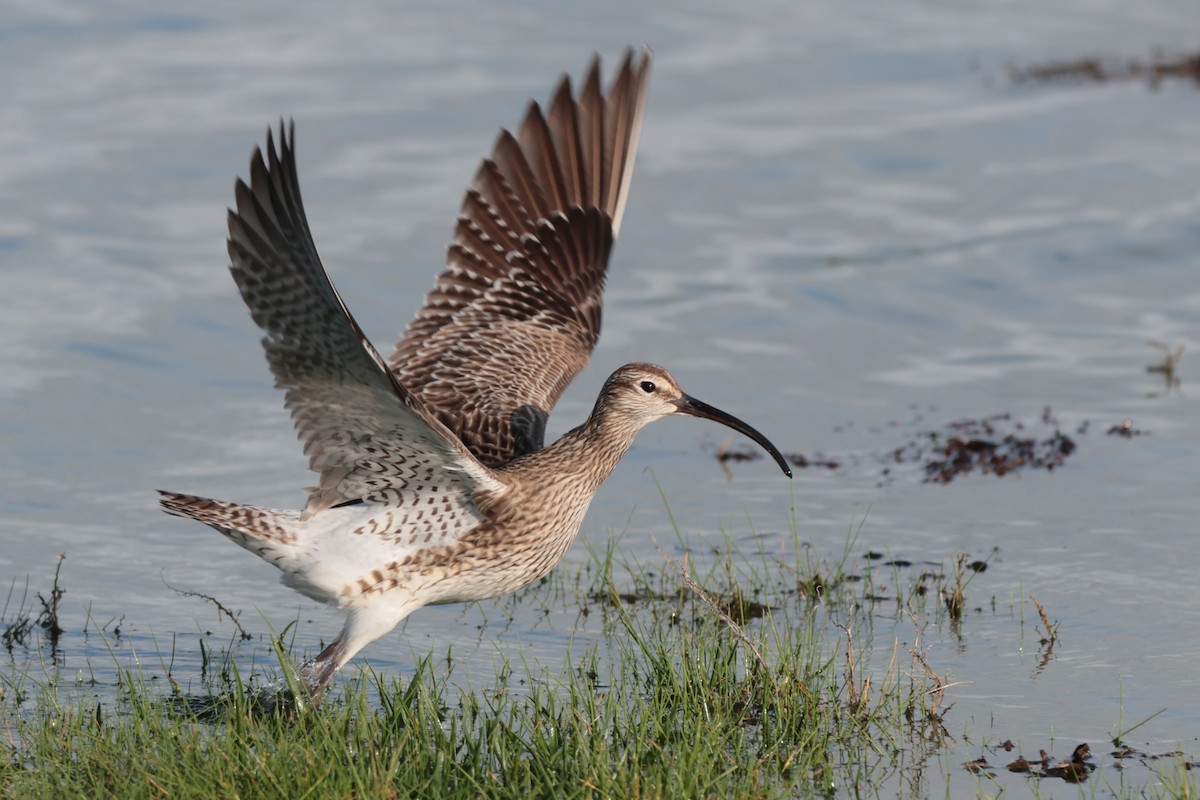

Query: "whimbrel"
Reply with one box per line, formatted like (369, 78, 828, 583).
(160, 49, 791, 695)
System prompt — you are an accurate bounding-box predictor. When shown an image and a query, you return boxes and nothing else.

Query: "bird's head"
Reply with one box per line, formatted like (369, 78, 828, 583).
(597, 363, 792, 477)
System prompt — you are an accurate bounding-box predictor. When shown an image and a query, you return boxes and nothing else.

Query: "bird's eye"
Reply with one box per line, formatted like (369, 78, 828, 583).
(639, 381, 656, 393)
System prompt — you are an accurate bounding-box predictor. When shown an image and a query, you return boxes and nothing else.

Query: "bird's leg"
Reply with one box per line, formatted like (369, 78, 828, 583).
(298, 638, 347, 700)
(298, 602, 413, 700)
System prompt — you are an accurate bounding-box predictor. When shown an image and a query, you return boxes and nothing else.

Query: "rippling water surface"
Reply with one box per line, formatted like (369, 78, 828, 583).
(3, 1, 1199, 795)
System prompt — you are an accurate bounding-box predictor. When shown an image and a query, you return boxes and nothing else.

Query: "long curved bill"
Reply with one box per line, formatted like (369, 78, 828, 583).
(674, 394, 793, 478)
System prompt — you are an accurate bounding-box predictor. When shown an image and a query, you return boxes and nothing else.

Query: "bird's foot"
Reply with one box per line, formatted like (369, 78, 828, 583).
(297, 656, 340, 701)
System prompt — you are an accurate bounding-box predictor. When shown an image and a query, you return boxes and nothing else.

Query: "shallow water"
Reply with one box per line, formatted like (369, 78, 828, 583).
(3, 0, 1200, 795)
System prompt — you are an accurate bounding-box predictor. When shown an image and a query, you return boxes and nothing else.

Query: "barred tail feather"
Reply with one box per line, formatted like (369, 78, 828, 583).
(158, 490, 302, 563)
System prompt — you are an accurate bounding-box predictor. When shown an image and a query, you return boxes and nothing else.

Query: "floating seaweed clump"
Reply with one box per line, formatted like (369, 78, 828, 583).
(1008, 50, 1200, 88)
(897, 412, 1077, 484)
(715, 407, 1155, 485)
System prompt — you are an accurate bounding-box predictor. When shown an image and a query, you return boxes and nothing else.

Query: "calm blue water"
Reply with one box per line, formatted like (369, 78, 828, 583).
(3, 1, 1199, 795)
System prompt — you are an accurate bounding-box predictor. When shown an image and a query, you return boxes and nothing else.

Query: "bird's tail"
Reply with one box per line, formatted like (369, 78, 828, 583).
(158, 490, 302, 561)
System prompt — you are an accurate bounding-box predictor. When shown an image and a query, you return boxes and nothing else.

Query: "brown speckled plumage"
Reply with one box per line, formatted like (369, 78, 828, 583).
(160, 49, 791, 697)
(389, 51, 647, 466)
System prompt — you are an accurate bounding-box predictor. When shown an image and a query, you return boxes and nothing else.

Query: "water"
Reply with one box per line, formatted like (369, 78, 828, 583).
(3, 0, 1199, 795)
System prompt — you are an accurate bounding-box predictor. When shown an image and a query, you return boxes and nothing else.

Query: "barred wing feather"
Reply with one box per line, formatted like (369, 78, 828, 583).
(227, 123, 506, 519)
(389, 48, 651, 465)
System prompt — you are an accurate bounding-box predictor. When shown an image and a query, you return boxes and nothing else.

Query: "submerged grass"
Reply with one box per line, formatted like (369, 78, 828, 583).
(1, 513, 1195, 798)
(1, 612, 936, 798)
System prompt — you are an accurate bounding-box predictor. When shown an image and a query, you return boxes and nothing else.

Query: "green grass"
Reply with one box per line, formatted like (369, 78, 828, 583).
(2, 524, 1196, 799)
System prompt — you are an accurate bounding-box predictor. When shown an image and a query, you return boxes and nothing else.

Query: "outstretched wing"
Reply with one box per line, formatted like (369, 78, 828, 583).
(389, 48, 652, 466)
(227, 122, 507, 518)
